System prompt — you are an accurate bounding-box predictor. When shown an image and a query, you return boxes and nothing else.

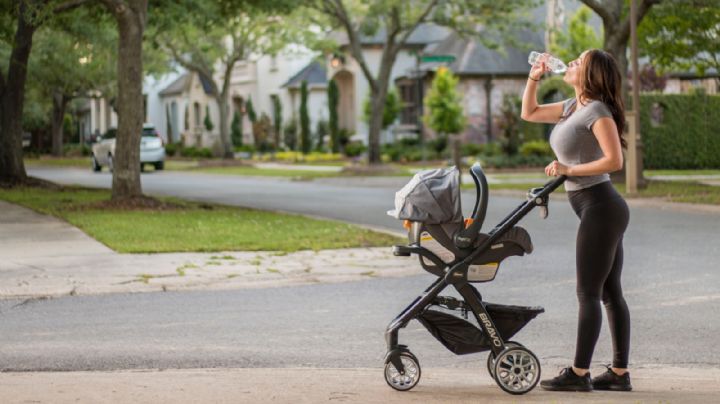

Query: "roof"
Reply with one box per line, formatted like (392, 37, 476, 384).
(158, 74, 190, 97)
(282, 60, 328, 89)
(330, 23, 452, 48)
(419, 29, 544, 76)
(159, 72, 215, 97)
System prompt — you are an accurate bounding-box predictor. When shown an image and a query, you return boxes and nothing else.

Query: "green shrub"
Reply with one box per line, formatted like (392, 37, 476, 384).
(234, 144, 256, 153)
(639, 93, 720, 169)
(164, 143, 179, 157)
(461, 143, 483, 157)
(519, 140, 553, 157)
(480, 142, 503, 157)
(344, 142, 366, 158)
(427, 135, 448, 156)
(63, 144, 90, 157)
(179, 146, 213, 159)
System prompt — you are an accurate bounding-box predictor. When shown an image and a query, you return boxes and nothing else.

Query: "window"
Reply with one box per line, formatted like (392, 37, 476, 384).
(194, 102, 201, 127)
(398, 80, 419, 125)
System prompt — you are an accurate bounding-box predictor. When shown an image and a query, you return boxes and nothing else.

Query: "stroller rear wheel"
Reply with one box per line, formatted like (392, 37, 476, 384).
(487, 341, 524, 379)
(493, 346, 541, 395)
(384, 352, 421, 391)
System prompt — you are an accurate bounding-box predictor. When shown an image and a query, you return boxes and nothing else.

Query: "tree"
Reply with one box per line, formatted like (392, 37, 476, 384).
(639, 0, 720, 78)
(327, 78, 339, 153)
(0, 0, 91, 186)
(363, 87, 402, 129)
(204, 105, 214, 132)
(549, 5, 602, 63)
(299, 80, 310, 154)
(231, 110, 242, 147)
(306, 0, 534, 164)
(423, 67, 465, 173)
(154, 2, 300, 158)
(98, 0, 148, 200)
(245, 97, 259, 147)
(271, 94, 282, 148)
(28, 8, 117, 156)
(580, 0, 661, 99)
(315, 119, 329, 151)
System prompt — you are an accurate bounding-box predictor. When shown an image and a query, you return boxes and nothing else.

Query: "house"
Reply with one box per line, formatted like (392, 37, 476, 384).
(326, 23, 452, 143)
(281, 60, 328, 135)
(158, 71, 218, 148)
(225, 50, 328, 148)
(399, 29, 546, 144)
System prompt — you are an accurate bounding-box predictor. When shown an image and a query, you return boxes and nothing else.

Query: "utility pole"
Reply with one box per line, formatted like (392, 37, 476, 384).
(626, 0, 641, 195)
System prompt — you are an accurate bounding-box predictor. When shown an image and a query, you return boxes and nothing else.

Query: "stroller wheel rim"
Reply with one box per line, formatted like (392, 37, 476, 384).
(385, 355, 420, 391)
(494, 347, 540, 394)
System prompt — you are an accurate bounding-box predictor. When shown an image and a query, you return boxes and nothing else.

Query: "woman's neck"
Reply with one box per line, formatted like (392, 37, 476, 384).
(573, 87, 591, 110)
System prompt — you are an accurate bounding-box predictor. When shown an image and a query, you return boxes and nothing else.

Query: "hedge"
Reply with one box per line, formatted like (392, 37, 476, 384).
(640, 93, 720, 169)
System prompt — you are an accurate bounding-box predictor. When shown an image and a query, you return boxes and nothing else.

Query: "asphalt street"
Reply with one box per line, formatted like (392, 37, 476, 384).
(2, 167, 717, 372)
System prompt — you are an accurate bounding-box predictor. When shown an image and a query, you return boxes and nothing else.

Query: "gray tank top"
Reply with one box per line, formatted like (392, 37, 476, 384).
(549, 98, 613, 191)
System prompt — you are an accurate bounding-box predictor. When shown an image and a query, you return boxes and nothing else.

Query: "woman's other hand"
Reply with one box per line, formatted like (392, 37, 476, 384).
(545, 160, 570, 176)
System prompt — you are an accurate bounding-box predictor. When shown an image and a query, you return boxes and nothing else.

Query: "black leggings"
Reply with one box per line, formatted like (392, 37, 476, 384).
(567, 181, 630, 369)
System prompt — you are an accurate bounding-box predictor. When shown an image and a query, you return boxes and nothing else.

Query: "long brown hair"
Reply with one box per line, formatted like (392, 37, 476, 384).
(578, 49, 627, 149)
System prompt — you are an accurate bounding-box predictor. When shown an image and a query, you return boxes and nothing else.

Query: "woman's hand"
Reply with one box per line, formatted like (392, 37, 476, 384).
(545, 160, 570, 177)
(529, 53, 551, 81)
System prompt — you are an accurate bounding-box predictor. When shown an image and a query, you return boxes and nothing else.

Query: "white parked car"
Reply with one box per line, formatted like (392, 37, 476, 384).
(92, 124, 166, 172)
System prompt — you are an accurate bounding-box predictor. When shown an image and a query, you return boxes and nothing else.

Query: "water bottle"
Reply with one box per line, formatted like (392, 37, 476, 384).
(528, 51, 567, 74)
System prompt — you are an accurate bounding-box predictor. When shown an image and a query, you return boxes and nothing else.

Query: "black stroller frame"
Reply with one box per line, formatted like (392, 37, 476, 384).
(384, 163, 567, 395)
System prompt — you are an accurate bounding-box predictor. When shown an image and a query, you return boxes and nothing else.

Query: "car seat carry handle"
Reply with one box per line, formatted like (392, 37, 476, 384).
(454, 163, 488, 249)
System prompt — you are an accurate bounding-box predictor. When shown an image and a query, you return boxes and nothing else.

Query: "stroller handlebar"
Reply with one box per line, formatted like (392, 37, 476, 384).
(454, 165, 567, 249)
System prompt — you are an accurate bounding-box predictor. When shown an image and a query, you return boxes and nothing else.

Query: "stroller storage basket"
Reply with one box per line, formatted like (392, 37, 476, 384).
(417, 303, 544, 355)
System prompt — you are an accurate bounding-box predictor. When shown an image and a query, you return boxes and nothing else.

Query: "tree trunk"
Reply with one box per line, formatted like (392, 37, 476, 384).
(51, 92, 68, 157)
(605, 32, 630, 106)
(366, 51, 395, 164)
(106, 0, 147, 200)
(217, 95, 232, 159)
(0, 1, 35, 186)
(451, 135, 462, 184)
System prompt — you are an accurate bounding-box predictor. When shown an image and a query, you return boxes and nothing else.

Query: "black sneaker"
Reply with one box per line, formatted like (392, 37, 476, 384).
(540, 367, 593, 392)
(592, 365, 632, 391)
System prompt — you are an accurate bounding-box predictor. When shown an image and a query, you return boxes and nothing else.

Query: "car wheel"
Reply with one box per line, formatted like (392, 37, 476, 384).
(92, 155, 101, 172)
(154, 161, 164, 171)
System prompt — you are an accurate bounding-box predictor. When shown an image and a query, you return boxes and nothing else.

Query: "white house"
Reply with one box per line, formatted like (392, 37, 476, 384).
(158, 71, 219, 148)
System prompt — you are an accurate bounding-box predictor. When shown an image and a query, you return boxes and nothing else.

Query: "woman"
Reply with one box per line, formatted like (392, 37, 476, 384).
(520, 50, 632, 392)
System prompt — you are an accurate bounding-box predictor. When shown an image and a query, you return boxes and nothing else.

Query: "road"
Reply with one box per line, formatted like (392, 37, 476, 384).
(1, 167, 717, 371)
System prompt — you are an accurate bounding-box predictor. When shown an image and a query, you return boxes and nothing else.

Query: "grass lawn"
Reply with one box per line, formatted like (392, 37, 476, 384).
(464, 179, 720, 205)
(0, 187, 402, 253)
(25, 156, 89, 168)
(187, 166, 341, 179)
(645, 169, 720, 176)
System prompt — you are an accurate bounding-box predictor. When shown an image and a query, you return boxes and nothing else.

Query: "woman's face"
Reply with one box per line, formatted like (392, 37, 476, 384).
(563, 51, 589, 87)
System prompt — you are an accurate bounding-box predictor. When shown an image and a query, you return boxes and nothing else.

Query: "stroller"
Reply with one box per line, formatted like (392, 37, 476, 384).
(384, 163, 566, 395)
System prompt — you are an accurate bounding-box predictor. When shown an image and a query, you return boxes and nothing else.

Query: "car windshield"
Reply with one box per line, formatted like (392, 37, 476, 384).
(142, 128, 157, 137)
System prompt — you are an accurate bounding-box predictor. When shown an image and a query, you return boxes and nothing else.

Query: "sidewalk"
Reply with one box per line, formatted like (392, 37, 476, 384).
(1, 366, 717, 403)
(0, 201, 413, 299)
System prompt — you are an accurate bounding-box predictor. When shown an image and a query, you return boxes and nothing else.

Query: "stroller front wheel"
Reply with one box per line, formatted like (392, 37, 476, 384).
(384, 352, 421, 391)
(493, 346, 541, 395)
(487, 341, 524, 379)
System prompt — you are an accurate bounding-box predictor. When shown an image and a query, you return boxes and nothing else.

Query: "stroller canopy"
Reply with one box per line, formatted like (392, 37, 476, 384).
(387, 167, 463, 224)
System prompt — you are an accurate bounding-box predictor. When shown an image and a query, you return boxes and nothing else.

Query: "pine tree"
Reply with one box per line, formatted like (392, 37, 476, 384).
(204, 105, 214, 132)
(299, 80, 310, 154)
(328, 79, 340, 153)
(231, 110, 242, 147)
